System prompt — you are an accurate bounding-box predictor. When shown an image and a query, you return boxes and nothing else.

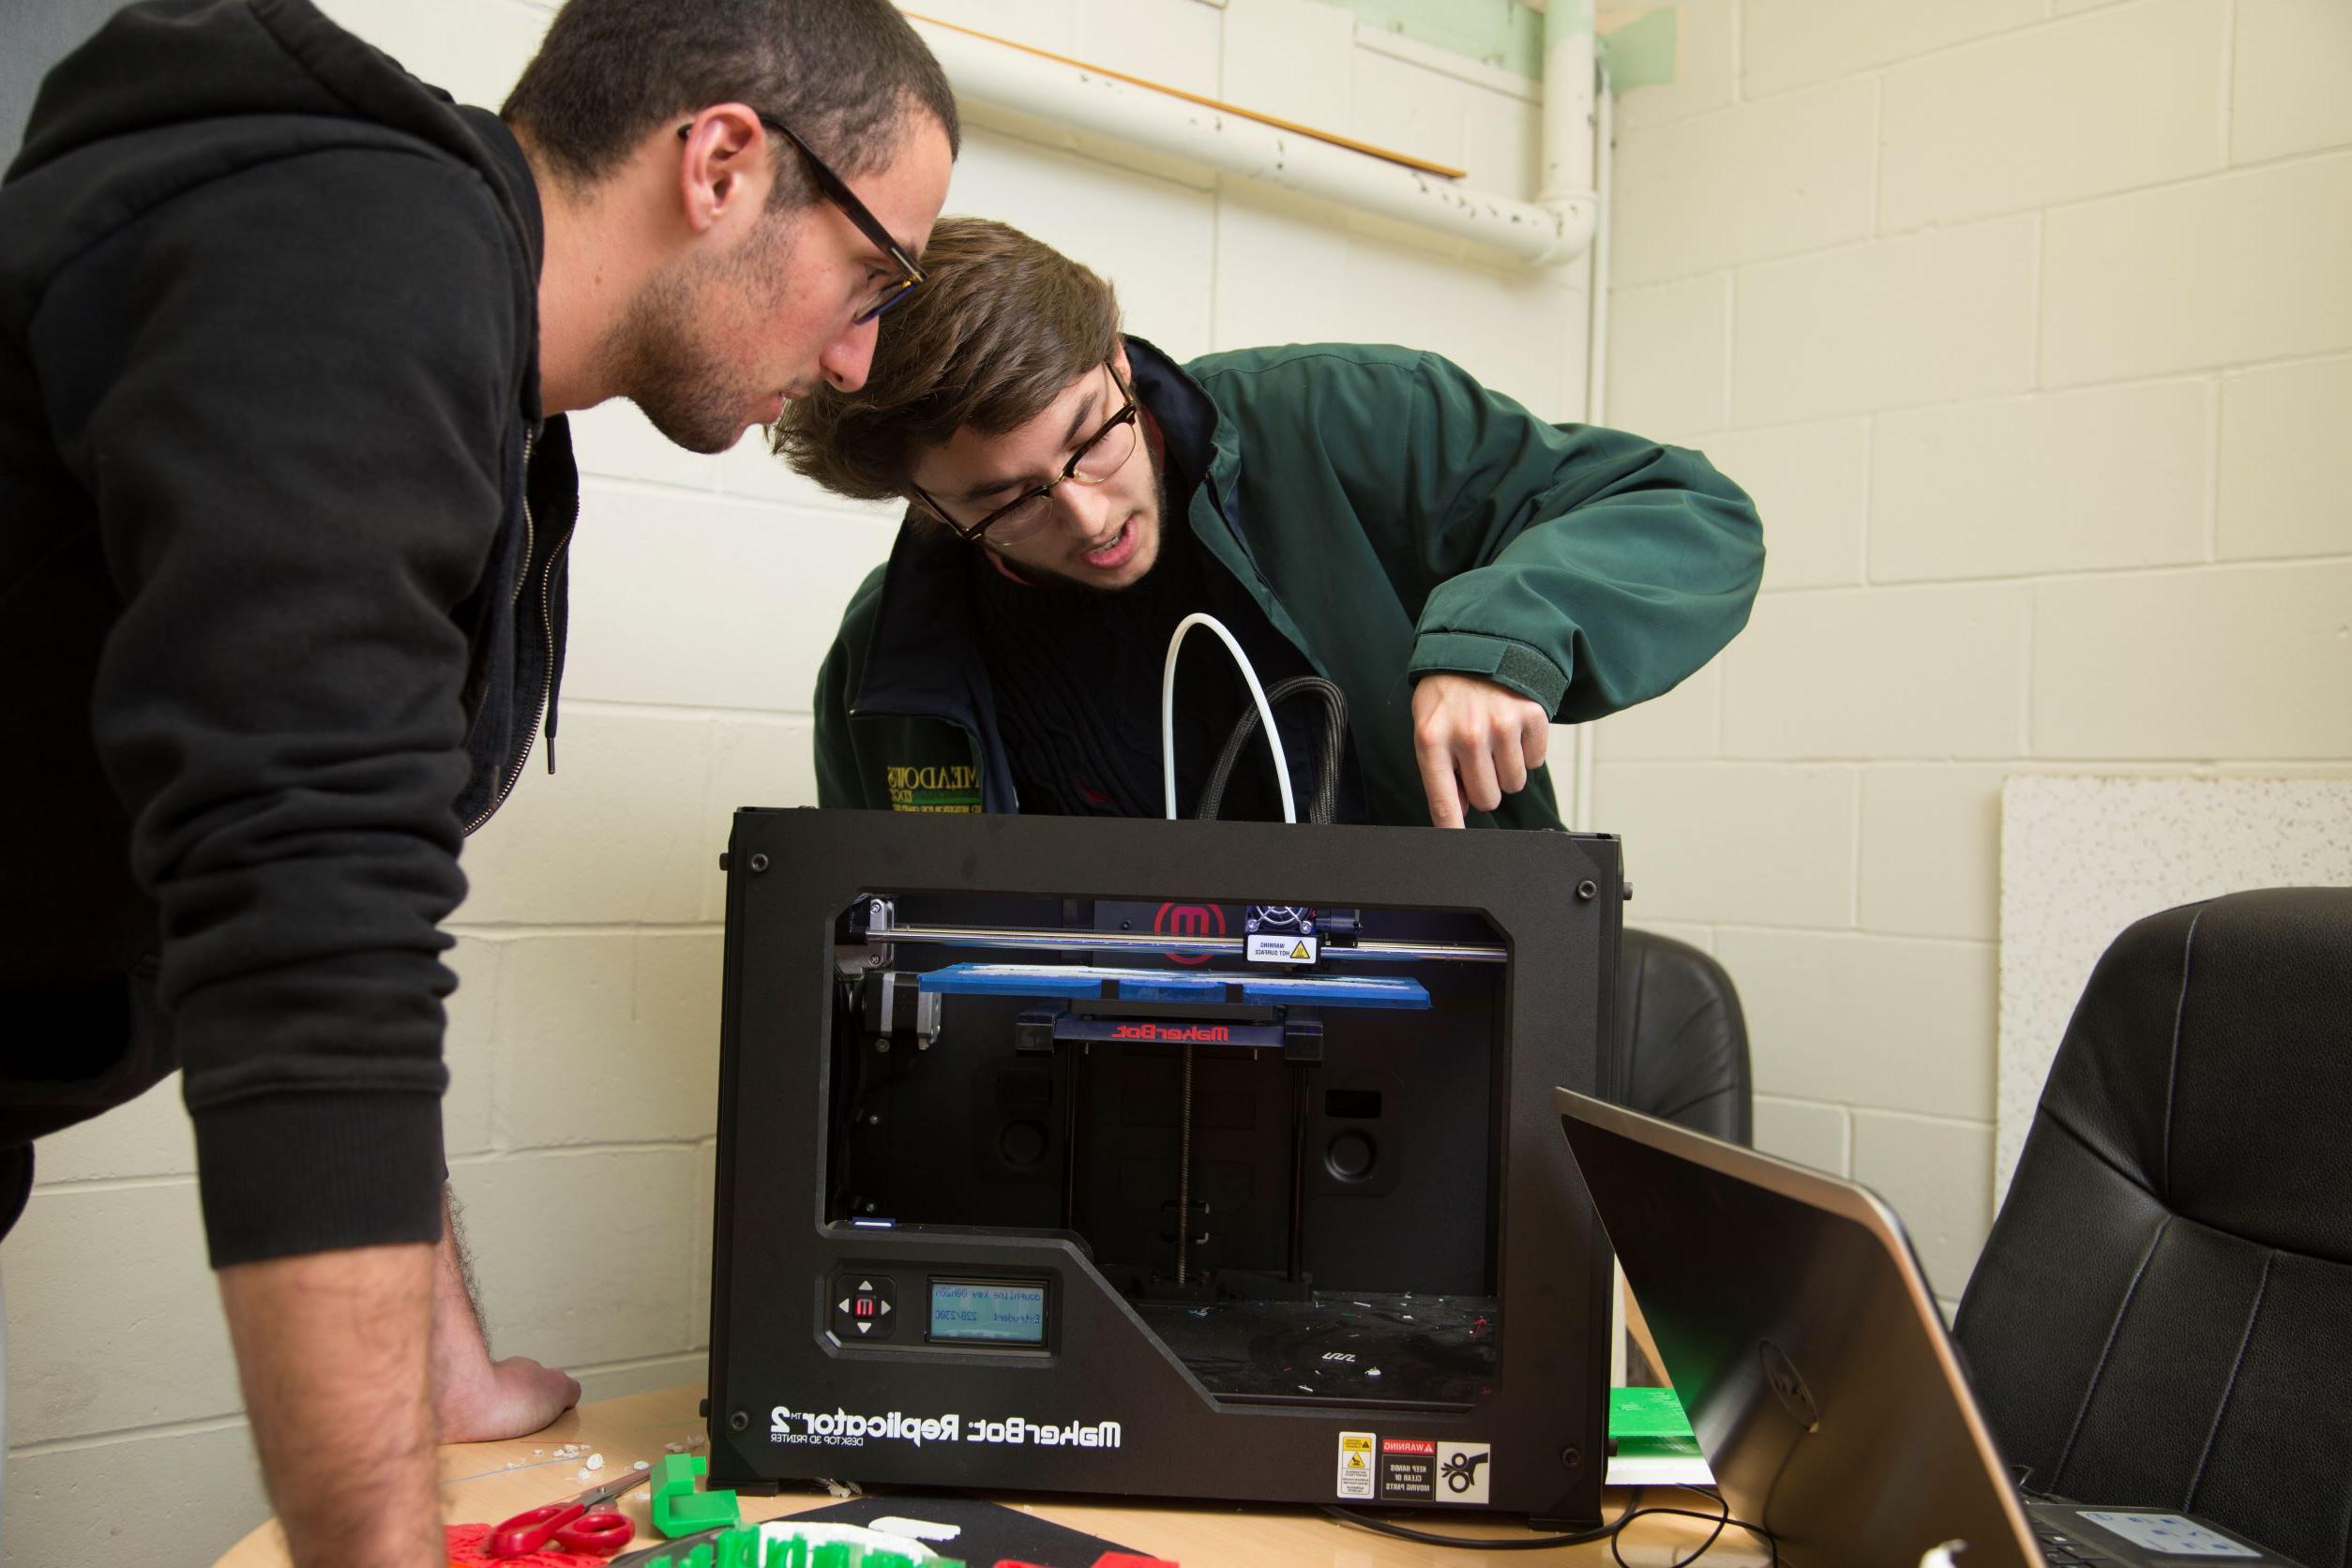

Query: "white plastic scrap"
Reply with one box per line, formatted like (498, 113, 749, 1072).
(870, 1517, 963, 1544)
(635, 1459, 652, 1470)
(585, 1453, 605, 1471)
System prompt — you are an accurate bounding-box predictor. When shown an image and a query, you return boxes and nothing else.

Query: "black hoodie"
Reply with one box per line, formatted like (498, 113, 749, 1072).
(0, 0, 577, 1264)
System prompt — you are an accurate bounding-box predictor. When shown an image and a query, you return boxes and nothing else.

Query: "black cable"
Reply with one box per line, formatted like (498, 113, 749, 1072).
(1319, 1497, 1637, 1550)
(1322, 1485, 1780, 1564)
(1610, 1487, 1781, 1568)
(1198, 674, 1348, 824)
(1612, 1506, 1780, 1567)
(1613, 1500, 1726, 1567)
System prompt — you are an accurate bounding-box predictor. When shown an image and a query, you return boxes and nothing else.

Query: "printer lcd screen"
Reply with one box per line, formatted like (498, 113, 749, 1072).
(929, 1279, 1048, 1345)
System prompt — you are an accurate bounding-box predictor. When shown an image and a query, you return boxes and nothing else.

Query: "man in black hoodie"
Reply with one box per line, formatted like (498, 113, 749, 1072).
(0, 0, 956, 1559)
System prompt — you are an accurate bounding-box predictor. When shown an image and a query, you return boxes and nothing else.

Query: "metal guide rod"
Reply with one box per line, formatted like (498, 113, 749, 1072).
(870, 920, 1507, 964)
(1177, 1044, 1195, 1287)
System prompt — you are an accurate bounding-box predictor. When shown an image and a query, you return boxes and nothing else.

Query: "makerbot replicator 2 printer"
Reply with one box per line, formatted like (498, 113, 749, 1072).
(703, 808, 1621, 1526)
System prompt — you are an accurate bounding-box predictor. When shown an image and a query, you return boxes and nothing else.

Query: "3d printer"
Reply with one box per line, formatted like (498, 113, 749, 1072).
(701, 807, 1622, 1526)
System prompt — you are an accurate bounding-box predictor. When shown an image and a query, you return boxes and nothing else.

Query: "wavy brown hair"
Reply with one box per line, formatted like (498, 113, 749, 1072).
(774, 217, 1122, 504)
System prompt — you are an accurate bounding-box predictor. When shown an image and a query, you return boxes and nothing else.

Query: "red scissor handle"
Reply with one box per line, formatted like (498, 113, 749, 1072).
(488, 1501, 635, 1559)
(557, 1511, 634, 1556)
(490, 1501, 580, 1557)
(490, 1497, 637, 1559)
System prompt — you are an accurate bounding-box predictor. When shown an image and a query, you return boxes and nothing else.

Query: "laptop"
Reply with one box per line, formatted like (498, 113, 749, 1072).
(1555, 1088, 2304, 1568)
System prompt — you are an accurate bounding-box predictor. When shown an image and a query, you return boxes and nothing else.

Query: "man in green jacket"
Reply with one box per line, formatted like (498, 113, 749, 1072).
(779, 218, 1762, 830)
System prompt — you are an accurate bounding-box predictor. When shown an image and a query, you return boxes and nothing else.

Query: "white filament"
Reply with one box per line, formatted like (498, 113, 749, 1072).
(1160, 611, 1295, 823)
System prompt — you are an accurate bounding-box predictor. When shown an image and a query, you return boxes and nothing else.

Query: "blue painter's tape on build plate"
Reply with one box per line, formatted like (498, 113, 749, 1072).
(917, 963, 1429, 1009)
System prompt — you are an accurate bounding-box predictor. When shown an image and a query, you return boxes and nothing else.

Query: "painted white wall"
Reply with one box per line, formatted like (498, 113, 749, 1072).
(0, 2, 1588, 1560)
(1593, 0, 2352, 1308)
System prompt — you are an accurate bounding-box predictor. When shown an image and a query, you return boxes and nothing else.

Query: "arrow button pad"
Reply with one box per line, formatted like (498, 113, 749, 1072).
(832, 1274, 897, 1341)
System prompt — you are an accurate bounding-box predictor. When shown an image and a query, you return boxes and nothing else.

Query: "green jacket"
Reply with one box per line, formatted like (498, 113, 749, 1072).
(814, 338, 1762, 829)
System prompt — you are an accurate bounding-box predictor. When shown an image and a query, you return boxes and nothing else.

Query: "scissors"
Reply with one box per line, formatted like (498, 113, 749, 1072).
(604, 1523, 732, 1567)
(487, 1468, 651, 1559)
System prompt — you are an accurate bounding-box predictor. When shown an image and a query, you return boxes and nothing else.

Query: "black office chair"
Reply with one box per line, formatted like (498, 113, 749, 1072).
(1954, 887, 2352, 1568)
(1613, 928, 1752, 1145)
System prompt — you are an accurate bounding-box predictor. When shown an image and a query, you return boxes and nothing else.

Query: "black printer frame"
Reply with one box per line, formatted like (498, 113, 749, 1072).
(703, 808, 1621, 1527)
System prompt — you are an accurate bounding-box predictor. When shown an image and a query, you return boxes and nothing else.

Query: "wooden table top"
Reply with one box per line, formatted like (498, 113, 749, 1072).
(215, 1384, 1765, 1566)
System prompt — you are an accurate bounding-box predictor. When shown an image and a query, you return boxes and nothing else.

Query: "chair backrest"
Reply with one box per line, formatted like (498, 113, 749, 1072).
(1955, 886, 2352, 1568)
(1613, 927, 1752, 1145)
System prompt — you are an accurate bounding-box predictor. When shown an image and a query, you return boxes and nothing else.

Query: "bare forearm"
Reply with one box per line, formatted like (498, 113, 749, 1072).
(430, 1184, 581, 1440)
(219, 1243, 441, 1568)
(430, 1186, 491, 1388)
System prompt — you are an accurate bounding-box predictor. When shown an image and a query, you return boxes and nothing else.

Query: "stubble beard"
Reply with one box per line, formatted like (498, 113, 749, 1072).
(606, 217, 800, 456)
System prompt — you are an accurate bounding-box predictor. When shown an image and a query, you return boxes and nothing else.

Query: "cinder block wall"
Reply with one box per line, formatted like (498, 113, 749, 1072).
(0, 2, 1590, 1560)
(1594, 0, 2352, 1308)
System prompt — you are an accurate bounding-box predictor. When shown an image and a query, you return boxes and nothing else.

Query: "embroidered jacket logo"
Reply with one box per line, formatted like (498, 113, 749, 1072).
(768, 1404, 1121, 1450)
(886, 762, 981, 813)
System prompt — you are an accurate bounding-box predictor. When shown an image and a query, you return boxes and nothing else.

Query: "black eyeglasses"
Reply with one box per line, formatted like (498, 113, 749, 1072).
(676, 112, 923, 324)
(911, 366, 1143, 548)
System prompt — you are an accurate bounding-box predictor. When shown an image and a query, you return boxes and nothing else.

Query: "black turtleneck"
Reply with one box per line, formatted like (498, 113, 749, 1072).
(969, 437, 1364, 823)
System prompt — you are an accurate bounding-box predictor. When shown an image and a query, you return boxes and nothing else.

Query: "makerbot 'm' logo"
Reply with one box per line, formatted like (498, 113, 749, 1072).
(1153, 902, 1225, 966)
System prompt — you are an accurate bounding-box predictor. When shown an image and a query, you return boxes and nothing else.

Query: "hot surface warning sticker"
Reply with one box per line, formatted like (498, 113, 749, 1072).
(1336, 1431, 1376, 1500)
(1379, 1437, 1436, 1500)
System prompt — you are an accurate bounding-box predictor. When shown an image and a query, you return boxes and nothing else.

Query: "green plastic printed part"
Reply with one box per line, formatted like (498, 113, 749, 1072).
(650, 1453, 742, 1538)
(651, 1521, 956, 1568)
(641, 1538, 728, 1568)
(1610, 1385, 1697, 1440)
(1610, 1385, 1707, 1468)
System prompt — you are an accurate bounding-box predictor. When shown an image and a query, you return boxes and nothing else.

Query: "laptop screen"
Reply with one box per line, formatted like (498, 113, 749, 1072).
(1556, 1087, 2038, 1568)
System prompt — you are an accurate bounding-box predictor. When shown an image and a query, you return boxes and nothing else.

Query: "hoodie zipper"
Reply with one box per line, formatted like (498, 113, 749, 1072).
(462, 427, 563, 836)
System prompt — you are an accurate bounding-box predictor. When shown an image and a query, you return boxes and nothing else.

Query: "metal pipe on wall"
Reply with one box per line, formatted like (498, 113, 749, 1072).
(904, 13, 1599, 268)
(1572, 45, 1613, 835)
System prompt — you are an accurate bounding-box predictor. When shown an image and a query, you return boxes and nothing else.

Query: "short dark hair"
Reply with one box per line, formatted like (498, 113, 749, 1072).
(502, 0, 959, 207)
(776, 217, 1122, 503)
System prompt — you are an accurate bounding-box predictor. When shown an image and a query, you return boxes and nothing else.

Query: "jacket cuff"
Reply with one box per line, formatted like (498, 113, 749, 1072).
(1409, 632, 1570, 715)
(194, 1091, 445, 1268)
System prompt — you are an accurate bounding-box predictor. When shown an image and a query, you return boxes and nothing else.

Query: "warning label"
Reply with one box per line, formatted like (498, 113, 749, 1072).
(1436, 1440, 1493, 1504)
(1336, 1430, 1376, 1500)
(1247, 933, 1319, 965)
(1379, 1437, 1437, 1500)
